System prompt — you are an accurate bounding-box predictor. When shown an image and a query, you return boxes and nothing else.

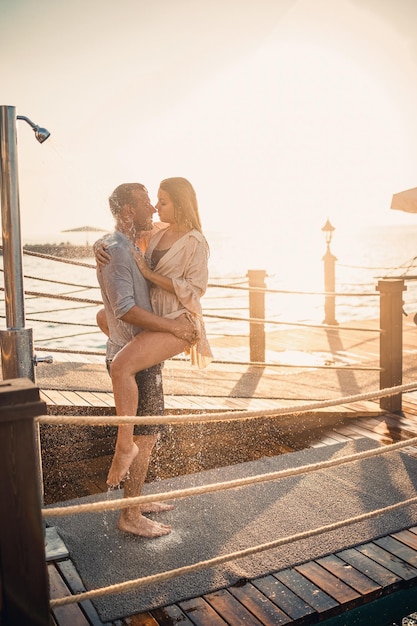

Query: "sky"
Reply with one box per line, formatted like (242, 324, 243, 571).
(2, 0, 417, 256)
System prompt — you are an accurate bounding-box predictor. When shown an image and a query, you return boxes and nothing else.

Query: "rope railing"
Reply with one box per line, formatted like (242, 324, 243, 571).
(17, 246, 417, 281)
(17, 246, 96, 268)
(33, 349, 381, 371)
(48, 493, 417, 608)
(208, 281, 378, 297)
(0, 278, 379, 300)
(203, 311, 382, 333)
(41, 380, 417, 608)
(3, 379, 416, 612)
(1, 248, 416, 614)
(37, 382, 417, 429)
(0, 285, 383, 333)
(0, 286, 384, 334)
(2, 244, 382, 295)
(43, 427, 417, 518)
(0, 249, 407, 394)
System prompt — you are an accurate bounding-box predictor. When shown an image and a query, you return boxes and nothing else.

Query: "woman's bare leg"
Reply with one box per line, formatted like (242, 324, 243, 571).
(96, 308, 109, 337)
(107, 331, 188, 486)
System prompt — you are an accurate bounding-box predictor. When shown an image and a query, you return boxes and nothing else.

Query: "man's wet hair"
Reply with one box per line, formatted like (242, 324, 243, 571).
(109, 183, 147, 217)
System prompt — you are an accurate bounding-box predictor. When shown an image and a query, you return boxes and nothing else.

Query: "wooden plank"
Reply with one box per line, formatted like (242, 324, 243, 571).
(355, 543, 417, 580)
(196, 396, 238, 409)
(229, 581, 293, 625)
(347, 401, 383, 413)
(334, 547, 401, 587)
(172, 396, 211, 410)
(361, 415, 417, 437)
(331, 425, 365, 440)
(356, 415, 404, 432)
(55, 559, 104, 626)
(294, 561, 360, 604)
(152, 605, 195, 625)
(316, 554, 381, 596)
(382, 412, 417, 429)
(204, 588, 264, 626)
(313, 435, 346, 446)
(370, 417, 417, 439)
(179, 396, 215, 410)
(401, 446, 417, 458)
(75, 390, 113, 408)
(58, 390, 94, 407)
(393, 529, 417, 551)
(336, 423, 394, 444)
(42, 389, 71, 405)
(164, 396, 192, 409)
(222, 397, 255, 410)
(127, 612, 161, 625)
(317, 430, 353, 443)
(179, 597, 229, 625)
(374, 536, 417, 568)
(87, 391, 114, 407)
(252, 575, 316, 621)
(48, 564, 90, 626)
(274, 569, 338, 614)
(40, 390, 58, 405)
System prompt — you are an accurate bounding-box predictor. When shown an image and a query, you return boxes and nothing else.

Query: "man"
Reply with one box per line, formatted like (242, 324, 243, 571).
(96, 182, 196, 538)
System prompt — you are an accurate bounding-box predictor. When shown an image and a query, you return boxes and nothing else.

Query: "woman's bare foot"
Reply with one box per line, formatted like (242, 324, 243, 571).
(118, 514, 172, 537)
(141, 501, 175, 513)
(106, 443, 139, 487)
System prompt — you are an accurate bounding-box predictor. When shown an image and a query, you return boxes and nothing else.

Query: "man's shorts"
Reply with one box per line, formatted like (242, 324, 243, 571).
(106, 360, 165, 435)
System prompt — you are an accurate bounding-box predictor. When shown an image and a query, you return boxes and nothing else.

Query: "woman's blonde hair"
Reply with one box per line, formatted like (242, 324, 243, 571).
(159, 177, 202, 232)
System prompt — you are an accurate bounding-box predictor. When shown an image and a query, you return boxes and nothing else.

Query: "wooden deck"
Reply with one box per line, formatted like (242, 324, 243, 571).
(46, 395, 417, 626)
(39, 387, 385, 506)
(36, 318, 417, 624)
(49, 523, 417, 625)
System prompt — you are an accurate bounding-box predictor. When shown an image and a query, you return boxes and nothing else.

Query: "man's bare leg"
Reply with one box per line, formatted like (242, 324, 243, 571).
(141, 501, 174, 513)
(118, 433, 172, 537)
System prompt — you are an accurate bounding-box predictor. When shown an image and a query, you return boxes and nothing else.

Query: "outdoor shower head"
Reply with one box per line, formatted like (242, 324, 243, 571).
(17, 115, 50, 143)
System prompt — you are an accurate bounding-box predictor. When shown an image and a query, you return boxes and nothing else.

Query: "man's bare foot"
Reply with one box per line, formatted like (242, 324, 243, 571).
(118, 514, 172, 538)
(106, 443, 139, 487)
(141, 501, 175, 513)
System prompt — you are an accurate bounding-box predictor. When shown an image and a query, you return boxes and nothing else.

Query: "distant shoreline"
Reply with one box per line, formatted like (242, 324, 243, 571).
(22, 243, 93, 258)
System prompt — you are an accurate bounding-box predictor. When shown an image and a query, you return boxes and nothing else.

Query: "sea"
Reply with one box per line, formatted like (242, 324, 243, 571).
(1, 223, 417, 355)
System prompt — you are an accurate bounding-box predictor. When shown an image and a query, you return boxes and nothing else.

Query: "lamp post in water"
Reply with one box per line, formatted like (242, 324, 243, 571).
(0, 105, 51, 381)
(322, 218, 338, 326)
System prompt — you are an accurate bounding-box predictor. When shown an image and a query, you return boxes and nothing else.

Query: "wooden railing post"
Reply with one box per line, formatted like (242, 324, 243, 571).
(0, 378, 49, 626)
(322, 244, 338, 325)
(247, 269, 267, 362)
(377, 279, 406, 413)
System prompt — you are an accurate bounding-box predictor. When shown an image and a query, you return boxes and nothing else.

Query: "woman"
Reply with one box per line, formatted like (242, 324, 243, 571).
(97, 177, 212, 486)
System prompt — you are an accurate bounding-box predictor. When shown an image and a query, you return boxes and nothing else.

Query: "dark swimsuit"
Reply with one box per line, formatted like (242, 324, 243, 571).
(150, 248, 169, 268)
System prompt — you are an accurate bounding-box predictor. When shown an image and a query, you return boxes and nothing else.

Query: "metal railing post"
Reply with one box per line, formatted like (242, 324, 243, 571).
(0, 379, 49, 626)
(377, 278, 406, 413)
(247, 269, 267, 362)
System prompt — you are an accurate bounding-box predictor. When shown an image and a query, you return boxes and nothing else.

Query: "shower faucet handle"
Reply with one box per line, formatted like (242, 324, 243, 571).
(33, 354, 54, 365)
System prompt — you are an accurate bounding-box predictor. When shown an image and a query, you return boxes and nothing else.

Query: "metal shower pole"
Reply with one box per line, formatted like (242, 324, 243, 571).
(0, 105, 35, 381)
(0, 106, 66, 562)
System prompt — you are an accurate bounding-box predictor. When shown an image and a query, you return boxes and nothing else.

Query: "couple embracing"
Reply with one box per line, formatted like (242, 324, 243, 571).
(96, 177, 212, 538)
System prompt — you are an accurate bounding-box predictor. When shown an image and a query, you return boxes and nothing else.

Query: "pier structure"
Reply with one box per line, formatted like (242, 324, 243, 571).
(2, 260, 417, 624)
(2, 182, 417, 623)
